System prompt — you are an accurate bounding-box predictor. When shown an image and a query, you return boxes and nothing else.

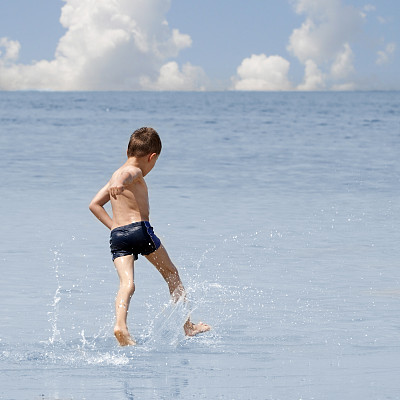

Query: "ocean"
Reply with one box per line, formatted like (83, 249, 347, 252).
(0, 91, 399, 399)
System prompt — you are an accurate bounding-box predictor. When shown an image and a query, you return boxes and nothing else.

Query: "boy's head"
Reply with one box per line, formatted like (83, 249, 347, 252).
(127, 127, 162, 158)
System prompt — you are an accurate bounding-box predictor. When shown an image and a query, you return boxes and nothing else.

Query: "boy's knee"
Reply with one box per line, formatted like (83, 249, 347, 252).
(123, 282, 135, 295)
(129, 282, 136, 295)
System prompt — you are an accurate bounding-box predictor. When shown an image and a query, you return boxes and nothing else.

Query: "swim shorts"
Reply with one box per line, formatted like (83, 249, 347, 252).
(110, 221, 161, 261)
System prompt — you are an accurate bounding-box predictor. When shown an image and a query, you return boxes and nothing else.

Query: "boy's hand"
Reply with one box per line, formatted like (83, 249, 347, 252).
(109, 185, 125, 199)
(108, 169, 138, 199)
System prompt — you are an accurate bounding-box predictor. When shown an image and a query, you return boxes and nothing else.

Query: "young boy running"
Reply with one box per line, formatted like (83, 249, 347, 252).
(89, 127, 210, 346)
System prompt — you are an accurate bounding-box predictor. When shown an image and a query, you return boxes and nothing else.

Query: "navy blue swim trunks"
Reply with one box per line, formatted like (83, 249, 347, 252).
(110, 221, 161, 261)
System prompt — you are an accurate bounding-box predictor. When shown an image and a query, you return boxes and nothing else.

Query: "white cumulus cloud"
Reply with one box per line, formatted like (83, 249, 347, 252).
(232, 54, 292, 91)
(330, 43, 354, 79)
(0, 0, 206, 91)
(288, 0, 363, 90)
(140, 61, 206, 91)
(297, 59, 325, 91)
(0, 37, 21, 61)
(232, 0, 363, 91)
(376, 42, 396, 65)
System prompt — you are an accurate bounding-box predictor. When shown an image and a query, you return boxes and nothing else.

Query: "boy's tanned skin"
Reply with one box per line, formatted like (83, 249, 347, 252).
(89, 127, 210, 346)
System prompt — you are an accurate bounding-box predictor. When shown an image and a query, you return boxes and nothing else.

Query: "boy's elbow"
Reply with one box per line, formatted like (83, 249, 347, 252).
(89, 201, 97, 213)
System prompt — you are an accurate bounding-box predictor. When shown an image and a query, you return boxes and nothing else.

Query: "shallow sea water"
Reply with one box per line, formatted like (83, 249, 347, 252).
(1, 91, 400, 399)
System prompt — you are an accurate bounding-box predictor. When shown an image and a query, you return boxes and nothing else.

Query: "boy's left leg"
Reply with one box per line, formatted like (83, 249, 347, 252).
(145, 244, 185, 300)
(145, 245, 211, 336)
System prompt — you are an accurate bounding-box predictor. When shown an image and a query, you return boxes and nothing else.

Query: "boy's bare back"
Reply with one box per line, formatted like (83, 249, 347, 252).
(108, 163, 151, 229)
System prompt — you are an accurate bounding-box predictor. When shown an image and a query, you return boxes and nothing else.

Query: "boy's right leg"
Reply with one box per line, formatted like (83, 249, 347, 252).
(113, 255, 136, 346)
(145, 245, 211, 336)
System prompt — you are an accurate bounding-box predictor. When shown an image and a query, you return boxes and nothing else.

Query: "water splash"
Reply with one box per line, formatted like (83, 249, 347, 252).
(1, 232, 269, 371)
(144, 296, 192, 348)
(47, 247, 63, 345)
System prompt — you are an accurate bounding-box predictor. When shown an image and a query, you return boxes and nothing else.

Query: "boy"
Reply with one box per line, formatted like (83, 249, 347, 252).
(89, 127, 210, 346)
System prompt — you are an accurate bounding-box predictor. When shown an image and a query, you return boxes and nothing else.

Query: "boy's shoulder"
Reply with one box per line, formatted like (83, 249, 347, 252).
(110, 163, 144, 184)
(113, 163, 142, 176)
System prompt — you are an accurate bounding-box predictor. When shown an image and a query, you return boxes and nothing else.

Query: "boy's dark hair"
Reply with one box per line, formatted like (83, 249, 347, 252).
(127, 127, 162, 157)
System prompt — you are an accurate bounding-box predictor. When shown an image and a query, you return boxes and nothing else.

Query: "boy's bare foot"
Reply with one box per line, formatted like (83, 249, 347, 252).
(184, 320, 211, 337)
(114, 327, 137, 346)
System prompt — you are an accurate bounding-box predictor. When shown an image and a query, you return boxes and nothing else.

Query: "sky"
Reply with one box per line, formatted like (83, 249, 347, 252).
(0, 0, 398, 91)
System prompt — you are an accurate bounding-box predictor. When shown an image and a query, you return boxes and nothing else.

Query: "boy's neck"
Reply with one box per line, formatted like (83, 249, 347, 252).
(126, 156, 143, 171)
(126, 155, 155, 177)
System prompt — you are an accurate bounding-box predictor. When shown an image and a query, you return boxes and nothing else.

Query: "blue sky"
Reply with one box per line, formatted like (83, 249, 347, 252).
(0, 0, 398, 90)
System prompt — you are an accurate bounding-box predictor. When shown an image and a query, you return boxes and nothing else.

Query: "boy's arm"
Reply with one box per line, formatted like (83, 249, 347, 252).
(108, 168, 141, 199)
(89, 183, 113, 229)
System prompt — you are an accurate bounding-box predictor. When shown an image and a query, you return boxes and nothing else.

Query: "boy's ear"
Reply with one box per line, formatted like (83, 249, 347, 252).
(148, 153, 158, 161)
